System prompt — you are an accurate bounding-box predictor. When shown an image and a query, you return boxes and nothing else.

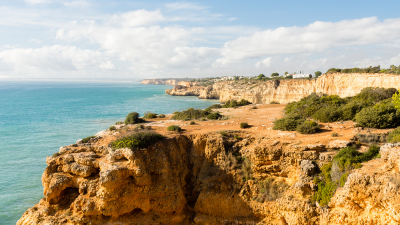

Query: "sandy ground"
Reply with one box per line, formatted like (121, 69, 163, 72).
(96, 104, 394, 149)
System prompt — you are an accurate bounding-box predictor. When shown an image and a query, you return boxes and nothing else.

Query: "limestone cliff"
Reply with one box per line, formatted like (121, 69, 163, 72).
(17, 105, 400, 225)
(141, 79, 191, 86)
(166, 73, 400, 103)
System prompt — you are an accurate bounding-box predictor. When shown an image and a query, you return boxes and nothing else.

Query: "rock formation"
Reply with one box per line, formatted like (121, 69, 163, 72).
(166, 73, 400, 104)
(17, 124, 400, 225)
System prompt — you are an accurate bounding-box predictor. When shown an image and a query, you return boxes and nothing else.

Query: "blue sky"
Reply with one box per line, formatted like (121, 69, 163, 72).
(1, 0, 400, 81)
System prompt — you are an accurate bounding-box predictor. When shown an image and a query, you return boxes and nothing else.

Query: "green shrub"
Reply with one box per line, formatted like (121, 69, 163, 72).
(296, 120, 319, 134)
(270, 101, 280, 104)
(167, 125, 182, 132)
(82, 135, 96, 143)
(234, 135, 242, 140)
(111, 132, 164, 150)
(312, 144, 379, 207)
(124, 112, 143, 125)
(251, 106, 258, 109)
(339, 101, 368, 121)
(352, 87, 397, 106)
(388, 127, 400, 143)
(313, 106, 342, 122)
(190, 121, 195, 125)
(158, 114, 166, 118)
(285, 93, 346, 118)
(220, 131, 228, 136)
(115, 121, 124, 125)
(109, 126, 116, 131)
(171, 108, 211, 120)
(206, 112, 222, 120)
(273, 115, 304, 131)
(240, 122, 250, 129)
(223, 99, 251, 108)
(143, 111, 157, 119)
(331, 133, 338, 137)
(356, 133, 387, 144)
(333, 145, 380, 171)
(205, 104, 222, 111)
(354, 99, 400, 128)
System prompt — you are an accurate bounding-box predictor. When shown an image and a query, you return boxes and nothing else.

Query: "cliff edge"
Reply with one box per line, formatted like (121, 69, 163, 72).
(166, 73, 400, 104)
(17, 105, 400, 224)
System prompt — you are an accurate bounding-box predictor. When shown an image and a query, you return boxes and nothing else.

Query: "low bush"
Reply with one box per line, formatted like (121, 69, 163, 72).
(205, 104, 222, 111)
(240, 122, 250, 129)
(190, 121, 195, 125)
(354, 99, 400, 128)
(171, 108, 218, 121)
(338, 101, 367, 121)
(220, 131, 228, 136)
(234, 135, 242, 140)
(331, 133, 338, 137)
(206, 112, 222, 120)
(270, 101, 280, 104)
(313, 105, 342, 122)
(82, 135, 96, 143)
(111, 132, 164, 150)
(167, 125, 182, 132)
(124, 112, 143, 125)
(388, 127, 400, 143)
(251, 106, 258, 109)
(223, 99, 251, 108)
(285, 93, 346, 118)
(109, 125, 116, 131)
(352, 87, 397, 106)
(273, 115, 304, 131)
(115, 121, 124, 125)
(158, 114, 166, 118)
(296, 120, 319, 134)
(313, 145, 380, 206)
(356, 133, 388, 144)
(143, 111, 157, 119)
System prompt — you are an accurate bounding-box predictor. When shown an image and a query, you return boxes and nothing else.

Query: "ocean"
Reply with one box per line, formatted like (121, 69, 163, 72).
(0, 81, 219, 224)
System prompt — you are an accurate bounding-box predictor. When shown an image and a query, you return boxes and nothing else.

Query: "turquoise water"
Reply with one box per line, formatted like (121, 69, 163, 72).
(0, 82, 218, 224)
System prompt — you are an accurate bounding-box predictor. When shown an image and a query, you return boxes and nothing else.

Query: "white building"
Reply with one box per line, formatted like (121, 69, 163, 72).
(292, 73, 314, 78)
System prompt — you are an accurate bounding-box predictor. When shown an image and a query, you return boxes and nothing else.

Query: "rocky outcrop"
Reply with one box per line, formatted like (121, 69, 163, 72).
(19, 131, 346, 225)
(322, 143, 400, 224)
(166, 73, 400, 103)
(17, 128, 400, 224)
(141, 79, 191, 86)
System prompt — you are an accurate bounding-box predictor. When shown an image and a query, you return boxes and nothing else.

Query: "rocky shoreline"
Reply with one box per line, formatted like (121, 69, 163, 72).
(16, 103, 400, 224)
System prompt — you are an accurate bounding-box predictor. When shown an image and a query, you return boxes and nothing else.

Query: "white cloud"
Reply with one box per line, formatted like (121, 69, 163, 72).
(24, 0, 53, 4)
(255, 57, 272, 68)
(55, 10, 221, 75)
(0, 45, 115, 78)
(109, 10, 165, 27)
(63, 0, 90, 7)
(217, 17, 400, 63)
(165, 2, 208, 11)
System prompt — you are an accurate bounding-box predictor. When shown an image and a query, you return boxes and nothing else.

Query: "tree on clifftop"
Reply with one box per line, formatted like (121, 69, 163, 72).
(271, 72, 279, 77)
(257, 74, 266, 80)
(315, 71, 322, 77)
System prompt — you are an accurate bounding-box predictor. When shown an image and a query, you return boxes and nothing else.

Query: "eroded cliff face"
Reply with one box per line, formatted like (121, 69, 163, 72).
(166, 73, 400, 103)
(17, 105, 400, 225)
(19, 130, 345, 225)
(141, 79, 192, 86)
(323, 143, 400, 225)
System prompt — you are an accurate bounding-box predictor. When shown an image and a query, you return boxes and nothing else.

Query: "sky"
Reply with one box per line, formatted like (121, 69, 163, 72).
(1, 0, 400, 81)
